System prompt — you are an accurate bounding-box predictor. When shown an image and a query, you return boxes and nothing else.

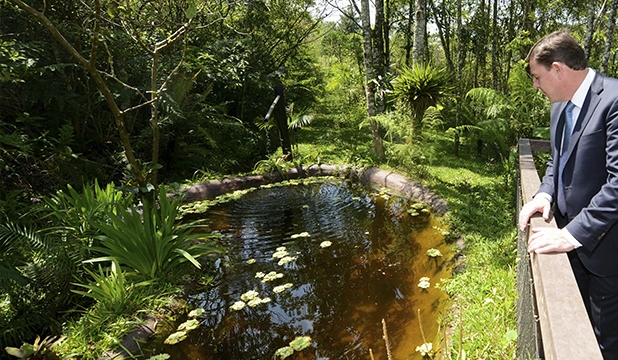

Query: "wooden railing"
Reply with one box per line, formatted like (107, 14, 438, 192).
(517, 138, 603, 360)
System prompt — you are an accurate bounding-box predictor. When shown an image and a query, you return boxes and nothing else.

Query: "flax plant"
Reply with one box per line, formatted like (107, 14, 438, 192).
(89, 189, 222, 280)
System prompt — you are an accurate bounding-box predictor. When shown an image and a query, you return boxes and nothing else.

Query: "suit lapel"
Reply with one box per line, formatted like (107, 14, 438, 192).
(563, 73, 604, 161)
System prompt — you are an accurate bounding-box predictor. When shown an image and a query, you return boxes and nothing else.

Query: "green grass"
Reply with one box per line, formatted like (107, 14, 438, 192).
(424, 156, 517, 359)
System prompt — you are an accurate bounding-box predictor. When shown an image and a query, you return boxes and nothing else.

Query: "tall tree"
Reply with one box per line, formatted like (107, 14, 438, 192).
(584, 0, 597, 59)
(455, 0, 463, 155)
(601, 0, 617, 75)
(491, 0, 498, 90)
(412, 0, 427, 64)
(360, 0, 386, 160)
(429, 0, 454, 72)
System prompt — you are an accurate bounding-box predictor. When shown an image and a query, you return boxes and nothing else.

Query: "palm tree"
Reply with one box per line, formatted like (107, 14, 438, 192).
(392, 63, 454, 141)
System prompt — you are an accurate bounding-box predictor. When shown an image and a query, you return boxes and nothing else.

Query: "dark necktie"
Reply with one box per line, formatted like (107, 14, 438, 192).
(557, 101, 575, 215)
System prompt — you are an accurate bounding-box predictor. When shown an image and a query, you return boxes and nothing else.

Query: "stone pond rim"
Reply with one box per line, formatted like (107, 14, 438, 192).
(100, 164, 450, 360)
(178, 164, 448, 215)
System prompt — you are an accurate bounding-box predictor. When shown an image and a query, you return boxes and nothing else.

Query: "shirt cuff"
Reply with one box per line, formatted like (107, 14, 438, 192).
(563, 228, 582, 248)
(534, 192, 553, 203)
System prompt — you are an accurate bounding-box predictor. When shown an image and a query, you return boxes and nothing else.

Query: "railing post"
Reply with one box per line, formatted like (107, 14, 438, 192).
(517, 138, 603, 360)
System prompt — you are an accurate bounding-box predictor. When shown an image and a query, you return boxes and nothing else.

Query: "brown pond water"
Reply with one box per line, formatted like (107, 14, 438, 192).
(144, 179, 453, 360)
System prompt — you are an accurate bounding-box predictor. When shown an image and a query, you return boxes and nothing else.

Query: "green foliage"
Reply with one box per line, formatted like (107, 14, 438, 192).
(5, 335, 65, 360)
(72, 260, 153, 316)
(0, 220, 85, 349)
(392, 63, 455, 137)
(89, 190, 222, 280)
(41, 180, 134, 241)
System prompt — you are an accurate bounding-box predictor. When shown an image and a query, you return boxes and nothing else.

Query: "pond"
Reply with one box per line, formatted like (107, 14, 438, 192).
(144, 178, 453, 360)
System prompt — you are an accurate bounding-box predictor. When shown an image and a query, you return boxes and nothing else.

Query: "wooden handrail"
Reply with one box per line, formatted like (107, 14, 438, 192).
(518, 138, 602, 360)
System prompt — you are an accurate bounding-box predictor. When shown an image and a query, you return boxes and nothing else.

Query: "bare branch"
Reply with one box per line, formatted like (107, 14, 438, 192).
(99, 71, 149, 103)
(120, 99, 157, 115)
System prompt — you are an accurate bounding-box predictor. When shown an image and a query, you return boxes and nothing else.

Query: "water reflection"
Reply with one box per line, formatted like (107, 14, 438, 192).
(145, 180, 452, 360)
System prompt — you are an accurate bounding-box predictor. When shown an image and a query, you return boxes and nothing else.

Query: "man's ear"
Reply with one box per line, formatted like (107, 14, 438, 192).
(551, 61, 564, 79)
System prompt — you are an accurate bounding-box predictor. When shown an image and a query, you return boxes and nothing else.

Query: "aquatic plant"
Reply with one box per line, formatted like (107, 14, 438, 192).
(274, 336, 312, 359)
(273, 247, 290, 258)
(416, 342, 433, 357)
(241, 290, 260, 302)
(426, 248, 442, 257)
(277, 256, 297, 266)
(177, 319, 200, 332)
(273, 283, 293, 293)
(418, 277, 431, 289)
(164, 331, 187, 345)
(230, 301, 246, 310)
(188, 308, 205, 317)
(261, 271, 284, 282)
(290, 232, 310, 238)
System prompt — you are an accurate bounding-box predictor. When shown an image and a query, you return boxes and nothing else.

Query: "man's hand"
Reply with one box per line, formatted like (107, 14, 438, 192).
(527, 228, 576, 253)
(518, 196, 552, 231)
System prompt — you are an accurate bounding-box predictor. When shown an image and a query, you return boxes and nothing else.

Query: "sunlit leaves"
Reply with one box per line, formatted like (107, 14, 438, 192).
(275, 336, 312, 359)
(163, 331, 187, 345)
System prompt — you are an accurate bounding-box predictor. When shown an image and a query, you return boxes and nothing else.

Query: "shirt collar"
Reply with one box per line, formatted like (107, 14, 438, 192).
(571, 68, 595, 108)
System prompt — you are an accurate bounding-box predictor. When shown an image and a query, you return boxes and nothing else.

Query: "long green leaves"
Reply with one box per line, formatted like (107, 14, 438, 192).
(89, 190, 221, 280)
(72, 260, 152, 315)
(392, 63, 455, 139)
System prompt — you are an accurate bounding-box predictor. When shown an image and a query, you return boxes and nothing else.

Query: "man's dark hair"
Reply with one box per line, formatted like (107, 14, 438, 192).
(526, 30, 588, 70)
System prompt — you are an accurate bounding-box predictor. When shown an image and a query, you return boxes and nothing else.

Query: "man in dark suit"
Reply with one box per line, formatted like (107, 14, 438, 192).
(519, 30, 618, 358)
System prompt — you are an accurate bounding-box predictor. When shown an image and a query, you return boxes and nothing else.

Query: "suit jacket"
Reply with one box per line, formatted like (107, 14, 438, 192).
(537, 72, 618, 277)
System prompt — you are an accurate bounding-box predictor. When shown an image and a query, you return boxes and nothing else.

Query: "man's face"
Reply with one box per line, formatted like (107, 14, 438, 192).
(529, 59, 561, 103)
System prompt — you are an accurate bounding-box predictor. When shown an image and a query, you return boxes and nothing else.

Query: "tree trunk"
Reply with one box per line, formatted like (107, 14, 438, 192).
(503, 0, 516, 95)
(374, 0, 386, 113)
(405, 0, 414, 66)
(491, 0, 498, 91)
(412, 0, 426, 65)
(601, 0, 617, 75)
(429, 0, 454, 72)
(455, 0, 463, 156)
(360, 0, 386, 160)
(583, 0, 597, 59)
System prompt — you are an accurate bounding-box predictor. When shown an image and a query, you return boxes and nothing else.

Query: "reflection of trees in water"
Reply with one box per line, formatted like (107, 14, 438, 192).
(149, 182, 447, 359)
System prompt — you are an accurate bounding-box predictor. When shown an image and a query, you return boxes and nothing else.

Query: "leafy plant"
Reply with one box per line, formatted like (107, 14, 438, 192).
(72, 260, 153, 316)
(391, 63, 455, 140)
(88, 190, 222, 280)
(41, 180, 134, 243)
(5, 335, 65, 360)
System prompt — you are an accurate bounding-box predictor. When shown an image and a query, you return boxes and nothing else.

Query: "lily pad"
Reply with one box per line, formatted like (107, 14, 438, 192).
(418, 277, 431, 289)
(147, 354, 171, 360)
(247, 298, 263, 307)
(188, 308, 205, 318)
(278, 256, 297, 266)
(426, 248, 442, 257)
(289, 336, 312, 351)
(177, 319, 200, 331)
(230, 301, 246, 310)
(164, 331, 187, 345)
(275, 346, 294, 359)
(241, 290, 260, 302)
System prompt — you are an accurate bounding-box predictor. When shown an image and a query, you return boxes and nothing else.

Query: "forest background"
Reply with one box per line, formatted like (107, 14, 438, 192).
(1, 0, 617, 359)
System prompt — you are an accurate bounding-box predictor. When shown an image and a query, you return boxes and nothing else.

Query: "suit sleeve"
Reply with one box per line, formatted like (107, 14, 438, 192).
(566, 96, 618, 250)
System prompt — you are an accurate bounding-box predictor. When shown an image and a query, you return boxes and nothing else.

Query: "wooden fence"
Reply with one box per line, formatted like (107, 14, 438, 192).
(516, 138, 602, 359)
